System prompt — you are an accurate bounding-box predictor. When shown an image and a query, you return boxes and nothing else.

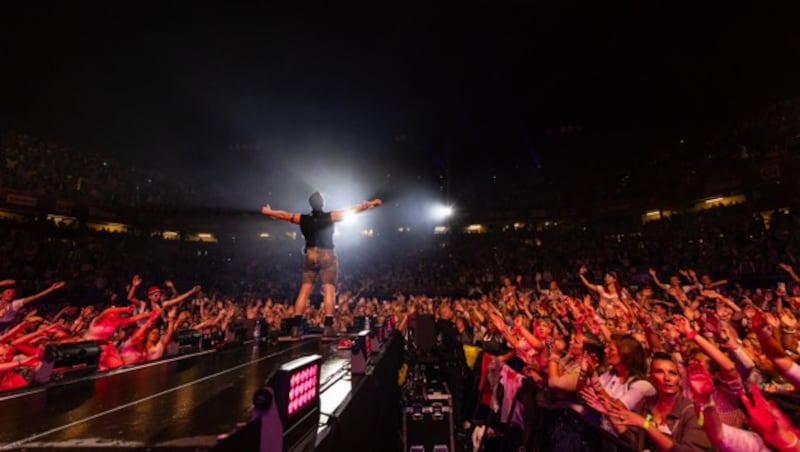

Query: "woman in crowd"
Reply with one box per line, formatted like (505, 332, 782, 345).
(84, 305, 150, 371)
(120, 308, 184, 365)
(578, 266, 631, 325)
(581, 334, 656, 411)
(590, 352, 713, 451)
(0, 280, 66, 333)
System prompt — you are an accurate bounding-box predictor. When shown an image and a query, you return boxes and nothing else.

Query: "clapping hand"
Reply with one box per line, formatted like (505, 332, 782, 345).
(605, 402, 645, 428)
(580, 387, 611, 415)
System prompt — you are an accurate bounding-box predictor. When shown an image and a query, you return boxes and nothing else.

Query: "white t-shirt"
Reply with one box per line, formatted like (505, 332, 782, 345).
(0, 299, 25, 331)
(598, 370, 657, 409)
(718, 424, 769, 452)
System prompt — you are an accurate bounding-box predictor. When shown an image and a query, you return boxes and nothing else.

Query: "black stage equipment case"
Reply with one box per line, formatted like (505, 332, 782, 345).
(402, 380, 455, 452)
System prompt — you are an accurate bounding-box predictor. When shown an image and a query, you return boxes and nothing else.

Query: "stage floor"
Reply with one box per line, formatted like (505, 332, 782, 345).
(0, 339, 354, 450)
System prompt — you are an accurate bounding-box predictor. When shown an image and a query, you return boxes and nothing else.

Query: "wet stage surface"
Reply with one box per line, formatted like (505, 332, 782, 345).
(0, 339, 353, 450)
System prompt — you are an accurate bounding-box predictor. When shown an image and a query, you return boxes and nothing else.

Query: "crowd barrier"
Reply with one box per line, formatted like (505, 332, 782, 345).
(2, 328, 226, 395)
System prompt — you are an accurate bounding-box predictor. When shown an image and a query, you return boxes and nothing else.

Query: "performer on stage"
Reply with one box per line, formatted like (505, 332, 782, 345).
(261, 192, 382, 338)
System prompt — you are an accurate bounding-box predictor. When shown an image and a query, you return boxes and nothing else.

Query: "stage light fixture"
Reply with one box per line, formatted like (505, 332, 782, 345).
(268, 354, 322, 426)
(254, 354, 322, 452)
(430, 204, 454, 221)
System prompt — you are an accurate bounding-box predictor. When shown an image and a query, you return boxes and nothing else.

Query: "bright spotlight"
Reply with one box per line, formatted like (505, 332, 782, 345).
(340, 209, 358, 225)
(430, 204, 454, 221)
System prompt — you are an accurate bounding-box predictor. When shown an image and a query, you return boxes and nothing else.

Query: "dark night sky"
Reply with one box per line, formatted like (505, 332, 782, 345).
(2, 2, 800, 208)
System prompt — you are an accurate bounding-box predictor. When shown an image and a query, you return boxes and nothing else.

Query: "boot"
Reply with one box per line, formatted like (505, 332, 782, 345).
(323, 315, 336, 339)
(290, 315, 303, 341)
(290, 325, 301, 341)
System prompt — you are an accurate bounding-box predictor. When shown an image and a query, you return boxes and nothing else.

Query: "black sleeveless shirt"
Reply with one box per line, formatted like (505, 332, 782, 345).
(299, 211, 335, 249)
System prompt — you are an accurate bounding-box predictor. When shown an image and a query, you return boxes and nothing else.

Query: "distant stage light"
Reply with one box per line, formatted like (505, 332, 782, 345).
(430, 204, 454, 221)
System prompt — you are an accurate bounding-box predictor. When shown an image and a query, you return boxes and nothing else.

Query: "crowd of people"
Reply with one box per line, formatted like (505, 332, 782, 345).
(395, 263, 800, 451)
(3, 114, 800, 449)
(0, 200, 799, 450)
(0, 131, 199, 207)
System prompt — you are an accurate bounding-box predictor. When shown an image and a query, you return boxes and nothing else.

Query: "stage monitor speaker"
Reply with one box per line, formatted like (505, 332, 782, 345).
(167, 329, 201, 356)
(351, 330, 371, 375)
(226, 320, 248, 345)
(35, 340, 101, 383)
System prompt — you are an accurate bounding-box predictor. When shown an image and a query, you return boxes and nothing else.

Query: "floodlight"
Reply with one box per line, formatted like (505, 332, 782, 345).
(430, 204, 454, 221)
(254, 354, 322, 452)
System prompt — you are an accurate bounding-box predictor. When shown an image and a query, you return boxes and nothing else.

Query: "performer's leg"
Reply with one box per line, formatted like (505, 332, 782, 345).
(292, 282, 313, 337)
(321, 283, 336, 317)
(293, 249, 319, 337)
(321, 283, 336, 336)
(293, 282, 314, 314)
(319, 250, 338, 338)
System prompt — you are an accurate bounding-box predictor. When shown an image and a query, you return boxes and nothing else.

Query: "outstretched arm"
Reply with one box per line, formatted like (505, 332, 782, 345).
(0, 320, 32, 343)
(673, 315, 737, 375)
(116, 312, 150, 328)
(162, 285, 201, 309)
(331, 199, 383, 222)
(19, 281, 66, 307)
(93, 306, 134, 324)
(0, 355, 39, 373)
(130, 310, 161, 345)
(10, 324, 54, 347)
(161, 309, 189, 347)
(780, 263, 800, 283)
(261, 204, 300, 224)
(127, 275, 146, 309)
(578, 266, 599, 293)
(648, 268, 670, 291)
